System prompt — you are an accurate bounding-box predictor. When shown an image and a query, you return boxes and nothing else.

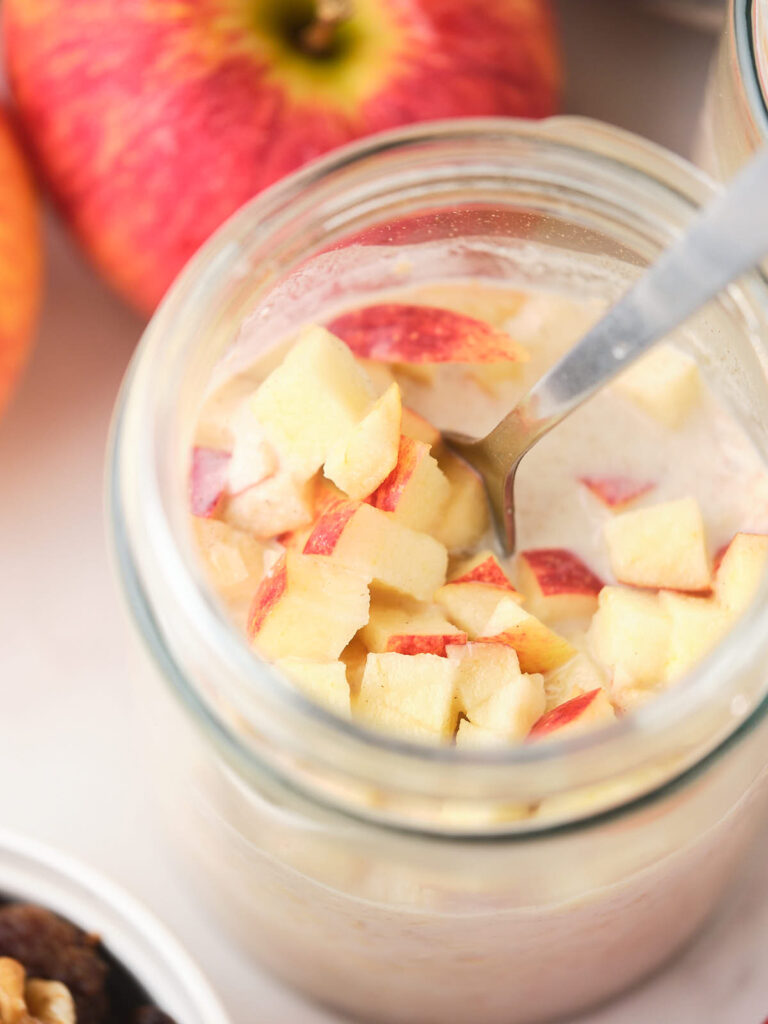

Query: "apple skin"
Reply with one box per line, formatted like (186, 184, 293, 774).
(387, 633, 467, 657)
(303, 498, 359, 555)
(328, 303, 530, 364)
(190, 446, 231, 518)
(3, 0, 559, 314)
(579, 475, 655, 510)
(247, 555, 288, 639)
(529, 688, 602, 737)
(0, 107, 42, 417)
(451, 554, 515, 590)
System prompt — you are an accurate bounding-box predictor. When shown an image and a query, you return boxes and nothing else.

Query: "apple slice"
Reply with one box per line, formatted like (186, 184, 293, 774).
(544, 652, 608, 712)
(529, 688, 615, 739)
(614, 344, 700, 428)
(224, 469, 315, 538)
(361, 596, 466, 656)
(193, 518, 263, 601)
(477, 598, 577, 673)
(588, 586, 671, 690)
(303, 499, 447, 601)
(367, 435, 450, 532)
(659, 591, 732, 682)
(579, 475, 655, 511)
(324, 382, 402, 500)
(249, 325, 375, 480)
(471, 675, 546, 737)
(604, 497, 711, 592)
(190, 446, 230, 518)
(450, 550, 517, 590)
(715, 532, 768, 616)
(517, 548, 603, 621)
(275, 658, 351, 718)
(401, 406, 443, 451)
(432, 451, 491, 552)
(247, 551, 370, 661)
(435, 552, 520, 639)
(327, 303, 529, 365)
(356, 652, 458, 740)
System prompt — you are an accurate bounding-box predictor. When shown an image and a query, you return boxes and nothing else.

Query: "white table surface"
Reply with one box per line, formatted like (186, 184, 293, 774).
(3, 2, 768, 1022)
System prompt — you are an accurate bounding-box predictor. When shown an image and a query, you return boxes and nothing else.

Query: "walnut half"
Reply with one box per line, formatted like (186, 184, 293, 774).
(0, 959, 76, 1024)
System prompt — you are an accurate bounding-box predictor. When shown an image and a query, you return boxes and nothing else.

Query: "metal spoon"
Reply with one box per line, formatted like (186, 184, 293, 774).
(446, 147, 768, 556)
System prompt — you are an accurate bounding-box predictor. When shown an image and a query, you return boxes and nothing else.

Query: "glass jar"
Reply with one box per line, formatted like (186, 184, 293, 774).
(110, 118, 768, 1024)
(699, 0, 768, 177)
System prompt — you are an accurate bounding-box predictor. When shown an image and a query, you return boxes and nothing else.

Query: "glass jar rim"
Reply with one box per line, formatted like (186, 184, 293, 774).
(110, 116, 768, 836)
(737, 0, 768, 133)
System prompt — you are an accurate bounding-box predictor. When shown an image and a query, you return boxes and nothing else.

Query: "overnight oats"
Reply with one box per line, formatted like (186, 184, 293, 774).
(191, 286, 768, 757)
(111, 121, 768, 1024)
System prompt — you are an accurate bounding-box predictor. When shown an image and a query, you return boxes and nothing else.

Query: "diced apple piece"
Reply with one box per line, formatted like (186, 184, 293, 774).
(471, 675, 546, 737)
(544, 652, 607, 711)
(226, 402, 279, 493)
(356, 652, 458, 739)
(715, 532, 768, 616)
(455, 719, 509, 748)
(604, 497, 711, 592)
(304, 500, 447, 601)
(478, 599, 577, 673)
(447, 641, 522, 718)
(614, 344, 700, 428)
(588, 586, 671, 689)
(401, 407, 442, 450)
(224, 470, 315, 538)
(436, 553, 521, 637)
(659, 591, 732, 681)
(450, 551, 517, 590)
(361, 596, 466, 656)
(340, 637, 368, 698)
(193, 518, 264, 601)
(529, 688, 615, 739)
(579, 475, 655, 511)
(247, 552, 370, 661)
(190, 446, 230, 518)
(275, 659, 351, 718)
(327, 303, 529, 364)
(249, 325, 374, 479)
(355, 702, 444, 743)
(517, 548, 603, 621)
(368, 435, 450, 532)
(359, 359, 397, 395)
(324, 383, 402, 499)
(432, 452, 490, 552)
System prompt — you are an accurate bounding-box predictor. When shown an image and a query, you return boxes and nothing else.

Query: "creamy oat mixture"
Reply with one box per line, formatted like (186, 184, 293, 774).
(188, 282, 768, 748)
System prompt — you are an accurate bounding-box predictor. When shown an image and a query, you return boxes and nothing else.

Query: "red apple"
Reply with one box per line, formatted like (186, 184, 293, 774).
(451, 552, 516, 590)
(0, 107, 42, 417)
(190, 446, 231, 518)
(517, 548, 603, 620)
(328, 304, 529, 364)
(387, 633, 467, 657)
(4, 1, 560, 314)
(367, 434, 449, 531)
(579, 475, 655, 511)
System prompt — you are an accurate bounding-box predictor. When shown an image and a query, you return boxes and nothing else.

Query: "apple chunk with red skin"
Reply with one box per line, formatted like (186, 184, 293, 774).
(190, 446, 231, 518)
(303, 498, 447, 601)
(328, 304, 530, 365)
(432, 451, 491, 552)
(477, 598, 577, 673)
(517, 548, 603, 621)
(579, 476, 655, 511)
(435, 551, 522, 638)
(367, 434, 449, 532)
(325, 382, 402, 499)
(248, 551, 370, 662)
(356, 652, 458, 742)
(361, 596, 466, 656)
(529, 688, 615, 739)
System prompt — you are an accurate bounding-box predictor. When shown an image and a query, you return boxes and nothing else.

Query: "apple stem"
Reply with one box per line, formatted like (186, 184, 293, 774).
(300, 0, 353, 55)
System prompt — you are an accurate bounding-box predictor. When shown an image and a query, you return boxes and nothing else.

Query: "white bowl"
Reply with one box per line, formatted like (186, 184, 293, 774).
(0, 829, 231, 1024)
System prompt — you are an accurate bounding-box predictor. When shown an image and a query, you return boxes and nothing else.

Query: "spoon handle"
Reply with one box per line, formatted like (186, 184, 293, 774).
(507, 146, 768, 439)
